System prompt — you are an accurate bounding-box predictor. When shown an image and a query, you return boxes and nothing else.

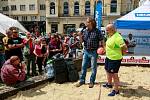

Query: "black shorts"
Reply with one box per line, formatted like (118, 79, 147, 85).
(105, 57, 122, 73)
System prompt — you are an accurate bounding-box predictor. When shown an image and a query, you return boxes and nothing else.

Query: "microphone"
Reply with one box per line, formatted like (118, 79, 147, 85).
(80, 26, 87, 33)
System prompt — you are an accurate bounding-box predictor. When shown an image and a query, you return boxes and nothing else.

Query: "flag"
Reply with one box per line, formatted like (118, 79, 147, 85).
(94, 0, 102, 30)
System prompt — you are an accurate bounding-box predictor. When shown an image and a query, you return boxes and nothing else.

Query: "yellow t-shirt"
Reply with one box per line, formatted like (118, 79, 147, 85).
(106, 32, 125, 60)
(3, 36, 9, 51)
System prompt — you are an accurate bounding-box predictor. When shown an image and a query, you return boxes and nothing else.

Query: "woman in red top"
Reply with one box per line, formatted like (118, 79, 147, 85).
(34, 39, 43, 74)
(34, 38, 49, 74)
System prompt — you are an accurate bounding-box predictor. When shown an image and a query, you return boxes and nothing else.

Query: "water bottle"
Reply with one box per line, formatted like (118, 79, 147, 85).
(46, 62, 54, 78)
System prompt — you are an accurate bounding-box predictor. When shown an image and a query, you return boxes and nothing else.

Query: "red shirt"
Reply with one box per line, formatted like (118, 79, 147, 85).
(0, 60, 26, 85)
(34, 44, 42, 56)
(23, 39, 34, 54)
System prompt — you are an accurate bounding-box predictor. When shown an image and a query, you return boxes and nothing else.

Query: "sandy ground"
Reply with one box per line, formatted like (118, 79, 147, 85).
(6, 65, 150, 100)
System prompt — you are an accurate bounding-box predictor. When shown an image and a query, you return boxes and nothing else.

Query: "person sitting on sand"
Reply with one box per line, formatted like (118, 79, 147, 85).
(1, 56, 26, 85)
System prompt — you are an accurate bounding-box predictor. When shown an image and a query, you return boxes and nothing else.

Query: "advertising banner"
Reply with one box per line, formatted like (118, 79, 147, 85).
(97, 55, 150, 64)
(118, 29, 150, 55)
(95, 0, 102, 30)
(97, 29, 150, 64)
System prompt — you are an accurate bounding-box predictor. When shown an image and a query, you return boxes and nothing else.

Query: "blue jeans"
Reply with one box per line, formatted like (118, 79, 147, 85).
(80, 49, 98, 83)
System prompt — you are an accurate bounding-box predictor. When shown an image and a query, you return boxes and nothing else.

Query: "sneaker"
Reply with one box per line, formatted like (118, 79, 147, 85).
(89, 83, 94, 88)
(108, 90, 119, 96)
(103, 83, 113, 88)
(75, 82, 84, 87)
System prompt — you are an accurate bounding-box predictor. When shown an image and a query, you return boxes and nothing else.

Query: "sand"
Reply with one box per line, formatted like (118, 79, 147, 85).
(6, 65, 150, 100)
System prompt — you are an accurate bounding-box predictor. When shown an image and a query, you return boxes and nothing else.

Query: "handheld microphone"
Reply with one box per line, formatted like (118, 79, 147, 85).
(80, 26, 87, 33)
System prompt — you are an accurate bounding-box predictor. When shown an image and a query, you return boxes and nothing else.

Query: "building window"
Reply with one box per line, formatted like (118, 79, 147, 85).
(22, 16, 27, 21)
(85, 1, 90, 15)
(2, 6, 9, 11)
(31, 16, 37, 21)
(29, 4, 35, 10)
(50, 2, 55, 14)
(40, 16, 46, 21)
(20, 5, 26, 11)
(74, 1, 79, 15)
(63, 24, 76, 34)
(11, 5, 16, 11)
(110, 0, 117, 13)
(40, 4, 45, 10)
(63, 2, 69, 15)
(51, 24, 58, 33)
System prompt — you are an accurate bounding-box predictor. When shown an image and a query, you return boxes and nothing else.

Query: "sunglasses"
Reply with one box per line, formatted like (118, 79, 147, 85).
(13, 32, 18, 33)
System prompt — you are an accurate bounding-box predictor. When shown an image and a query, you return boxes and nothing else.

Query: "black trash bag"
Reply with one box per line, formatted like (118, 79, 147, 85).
(52, 53, 69, 84)
(65, 58, 79, 82)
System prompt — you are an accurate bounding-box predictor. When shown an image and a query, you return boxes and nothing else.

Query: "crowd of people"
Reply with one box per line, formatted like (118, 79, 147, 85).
(0, 17, 129, 97)
(0, 27, 82, 85)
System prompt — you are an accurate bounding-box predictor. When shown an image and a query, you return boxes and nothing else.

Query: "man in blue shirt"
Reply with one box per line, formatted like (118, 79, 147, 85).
(76, 17, 104, 88)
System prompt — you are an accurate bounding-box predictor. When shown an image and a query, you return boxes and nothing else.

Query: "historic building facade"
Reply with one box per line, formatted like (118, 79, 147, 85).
(0, 0, 139, 34)
(0, 0, 46, 33)
(45, 0, 139, 34)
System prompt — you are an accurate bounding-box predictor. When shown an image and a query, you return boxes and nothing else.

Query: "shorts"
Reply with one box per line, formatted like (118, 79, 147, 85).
(105, 57, 122, 73)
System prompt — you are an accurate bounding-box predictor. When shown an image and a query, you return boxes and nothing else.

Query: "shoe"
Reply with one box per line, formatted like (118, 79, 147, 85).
(103, 83, 113, 88)
(108, 90, 119, 96)
(89, 83, 94, 88)
(76, 82, 84, 87)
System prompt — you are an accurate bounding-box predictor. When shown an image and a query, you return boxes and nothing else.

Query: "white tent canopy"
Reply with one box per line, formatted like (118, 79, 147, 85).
(115, 0, 150, 30)
(0, 13, 27, 35)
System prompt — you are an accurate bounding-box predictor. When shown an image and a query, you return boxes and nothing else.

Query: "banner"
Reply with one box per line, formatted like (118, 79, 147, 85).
(95, 0, 102, 30)
(97, 29, 150, 65)
(97, 55, 150, 64)
(118, 29, 150, 55)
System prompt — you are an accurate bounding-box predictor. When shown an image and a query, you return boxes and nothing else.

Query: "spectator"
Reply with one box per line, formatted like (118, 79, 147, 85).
(1, 56, 26, 85)
(63, 35, 70, 58)
(35, 31, 41, 38)
(8, 30, 24, 61)
(41, 38, 49, 66)
(69, 32, 79, 58)
(2, 30, 12, 60)
(34, 38, 48, 74)
(45, 32, 51, 45)
(48, 34, 63, 59)
(126, 33, 136, 54)
(23, 32, 37, 76)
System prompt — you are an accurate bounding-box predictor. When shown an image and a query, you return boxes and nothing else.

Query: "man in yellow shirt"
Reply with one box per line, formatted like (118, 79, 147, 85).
(3, 30, 12, 60)
(103, 24, 127, 96)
